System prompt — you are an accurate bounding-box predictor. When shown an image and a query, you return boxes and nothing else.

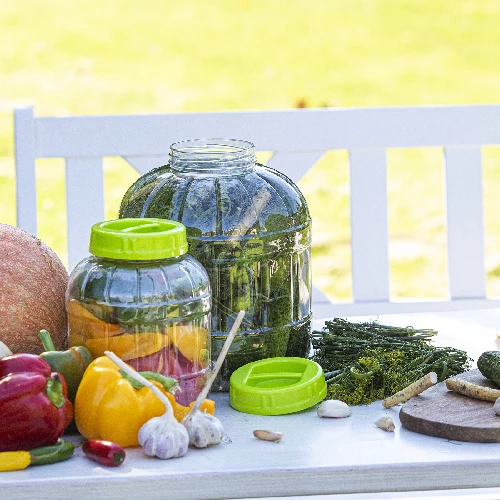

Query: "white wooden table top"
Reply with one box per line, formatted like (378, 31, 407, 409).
(2, 308, 500, 500)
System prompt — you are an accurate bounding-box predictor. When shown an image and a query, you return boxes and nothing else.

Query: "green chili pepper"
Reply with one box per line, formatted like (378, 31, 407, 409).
(0, 440, 74, 472)
(29, 440, 75, 466)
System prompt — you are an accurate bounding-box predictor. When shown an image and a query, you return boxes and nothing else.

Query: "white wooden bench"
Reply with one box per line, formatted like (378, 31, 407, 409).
(14, 104, 500, 317)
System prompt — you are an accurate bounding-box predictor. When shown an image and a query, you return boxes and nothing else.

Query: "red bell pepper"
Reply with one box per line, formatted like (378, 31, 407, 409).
(0, 353, 73, 452)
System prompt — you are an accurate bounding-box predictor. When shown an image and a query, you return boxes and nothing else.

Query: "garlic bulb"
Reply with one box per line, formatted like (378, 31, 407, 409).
(493, 397, 500, 416)
(0, 340, 12, 359)
(182, 311, 245, 448)
(317, 399, 352, 418)
(138, 414, 189, 459)
(183, 411, 226, 448)
(105, 350, 188, 460)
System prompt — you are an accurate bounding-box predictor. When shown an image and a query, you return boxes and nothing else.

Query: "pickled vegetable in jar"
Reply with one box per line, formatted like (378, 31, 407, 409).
(66, 218, 211, 405)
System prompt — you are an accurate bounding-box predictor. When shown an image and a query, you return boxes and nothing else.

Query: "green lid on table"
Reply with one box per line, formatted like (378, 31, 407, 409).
(229, 357, 327, 415)
(89, 218, 188, 260)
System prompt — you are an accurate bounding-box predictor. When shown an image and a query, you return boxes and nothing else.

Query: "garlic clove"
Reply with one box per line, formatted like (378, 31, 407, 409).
(494, 397, 500, 416)
(182, 411, 227, 448)
(253, 430, 283, 442)
(375, 416, 395, 432)
(317, 399, 352, 418)
(138, 414, 189, 459)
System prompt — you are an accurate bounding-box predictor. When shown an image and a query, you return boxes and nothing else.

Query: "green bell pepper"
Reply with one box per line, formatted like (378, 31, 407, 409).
(38, 329, 93, 403)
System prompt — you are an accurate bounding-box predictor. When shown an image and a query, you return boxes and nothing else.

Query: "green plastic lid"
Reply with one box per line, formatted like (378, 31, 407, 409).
(229, 357, 327, 416)
(89, 218, 189, 260)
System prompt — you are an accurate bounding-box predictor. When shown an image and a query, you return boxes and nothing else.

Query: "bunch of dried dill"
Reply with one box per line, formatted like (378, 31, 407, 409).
(310, 318, 472, 406)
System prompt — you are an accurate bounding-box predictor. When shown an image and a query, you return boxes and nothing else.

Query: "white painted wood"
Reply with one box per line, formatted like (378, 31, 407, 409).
(312, 296, 500, 320)
(122, 155, 169, 175)
(12, 104, 500, 312)
(266, 151, 325, 182)
(349, 148, 390, 303)
(14, 106, 37, 235)
(32, 105, 500, 157)
(312, 284, 330, 304)
(65, 157, 104, 269)
(2, 309, 500, 500)
(444, 146, 486, 300)
(246, 489, 500, 500)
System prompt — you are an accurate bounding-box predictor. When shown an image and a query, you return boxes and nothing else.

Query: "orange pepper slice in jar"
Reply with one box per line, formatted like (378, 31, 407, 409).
(68, 300, 124, 340)
(166, 325, 209, 363)
(83, 332, 169, 361)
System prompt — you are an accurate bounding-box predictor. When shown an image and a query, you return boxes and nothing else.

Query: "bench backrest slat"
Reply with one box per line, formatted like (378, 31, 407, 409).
(444, 146, 486, 300)
(65, 157, 105, 265)
(14, 104, 500, 315)
(349, 148, 390, 303)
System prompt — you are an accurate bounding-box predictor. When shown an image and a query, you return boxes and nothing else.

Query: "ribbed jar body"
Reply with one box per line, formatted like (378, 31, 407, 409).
(67, 254, 211, 405)
(119, 139, 312, 390)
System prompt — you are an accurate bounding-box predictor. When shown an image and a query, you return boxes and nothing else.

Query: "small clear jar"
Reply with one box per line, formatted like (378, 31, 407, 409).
(66, 218, 211, 406)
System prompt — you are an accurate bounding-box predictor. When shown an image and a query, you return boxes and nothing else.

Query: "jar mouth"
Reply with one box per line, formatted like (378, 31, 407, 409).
(170, 138, 256, 173)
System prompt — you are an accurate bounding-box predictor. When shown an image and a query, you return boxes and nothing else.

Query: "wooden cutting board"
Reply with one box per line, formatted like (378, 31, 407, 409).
(399, 369, 500, 442)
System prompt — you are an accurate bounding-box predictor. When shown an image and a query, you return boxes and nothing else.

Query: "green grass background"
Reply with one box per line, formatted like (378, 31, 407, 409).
(2, 0, 500, 301)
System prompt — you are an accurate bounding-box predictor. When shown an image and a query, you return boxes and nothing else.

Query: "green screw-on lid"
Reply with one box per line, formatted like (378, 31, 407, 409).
(229, 357, 327, 416)
(89, 218, 189, 260)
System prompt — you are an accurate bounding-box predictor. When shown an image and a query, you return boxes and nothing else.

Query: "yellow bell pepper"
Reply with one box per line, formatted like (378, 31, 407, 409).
(74, 356, 214, 448)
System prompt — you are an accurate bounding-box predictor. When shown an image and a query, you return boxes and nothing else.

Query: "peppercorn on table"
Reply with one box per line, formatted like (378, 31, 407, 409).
(2, 308, 500, 500)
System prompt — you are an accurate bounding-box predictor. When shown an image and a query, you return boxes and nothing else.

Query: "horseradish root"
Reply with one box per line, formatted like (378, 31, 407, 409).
(253, 430, 283, 442)
(445, 377, 500, 402)
(382, 372, 437, 408)
(375, 416, 395, 432)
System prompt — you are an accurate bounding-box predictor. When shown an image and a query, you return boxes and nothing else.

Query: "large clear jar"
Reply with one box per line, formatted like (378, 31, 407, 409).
(119, 139, 312, 390)
(66, 218, 211, 405)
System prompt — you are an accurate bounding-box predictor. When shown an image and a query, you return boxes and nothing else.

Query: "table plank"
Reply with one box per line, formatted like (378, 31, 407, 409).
(2, 309, 500, 500)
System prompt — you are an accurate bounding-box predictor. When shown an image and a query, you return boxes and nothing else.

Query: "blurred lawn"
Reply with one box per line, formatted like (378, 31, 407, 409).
(2, 0, 500, 301)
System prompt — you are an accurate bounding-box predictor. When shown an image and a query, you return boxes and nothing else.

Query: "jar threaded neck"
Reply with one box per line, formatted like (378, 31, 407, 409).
(169, 139, 256, 174)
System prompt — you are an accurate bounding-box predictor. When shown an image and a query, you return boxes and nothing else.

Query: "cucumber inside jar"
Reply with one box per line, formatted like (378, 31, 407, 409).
(198, 227, 312, 391)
